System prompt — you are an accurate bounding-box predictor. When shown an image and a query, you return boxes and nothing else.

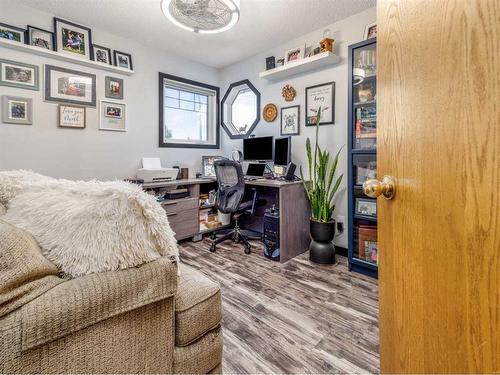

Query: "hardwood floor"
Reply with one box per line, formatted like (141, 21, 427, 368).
(178, 238, 379, 374)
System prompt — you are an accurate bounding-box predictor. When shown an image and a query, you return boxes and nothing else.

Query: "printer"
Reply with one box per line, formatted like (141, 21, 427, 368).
(137, 158, 179, 183)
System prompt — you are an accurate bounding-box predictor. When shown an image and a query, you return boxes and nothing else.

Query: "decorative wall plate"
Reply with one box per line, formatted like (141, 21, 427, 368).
(263, 103, 278, 122)
(282, 84, 297, 102)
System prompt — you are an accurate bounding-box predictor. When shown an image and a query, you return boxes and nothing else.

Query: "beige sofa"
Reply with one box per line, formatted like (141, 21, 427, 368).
(0, 219, 223, 374)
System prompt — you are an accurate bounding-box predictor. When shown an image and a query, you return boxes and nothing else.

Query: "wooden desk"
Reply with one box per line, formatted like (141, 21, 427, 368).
(143, 178, 310, 262)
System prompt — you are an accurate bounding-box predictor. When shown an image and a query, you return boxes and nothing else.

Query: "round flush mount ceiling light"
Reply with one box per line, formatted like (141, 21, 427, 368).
(161, 0, 240, 34)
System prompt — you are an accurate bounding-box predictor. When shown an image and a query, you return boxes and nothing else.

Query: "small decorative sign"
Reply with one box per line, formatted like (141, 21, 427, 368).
(59, 104, 85, 128)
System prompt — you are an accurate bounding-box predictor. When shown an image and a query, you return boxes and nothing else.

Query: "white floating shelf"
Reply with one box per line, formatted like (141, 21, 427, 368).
(259, 51, 340, 81)
(0, 38, 134, 76)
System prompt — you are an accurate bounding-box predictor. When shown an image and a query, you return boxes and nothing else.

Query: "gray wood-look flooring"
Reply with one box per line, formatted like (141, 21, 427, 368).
(178, 239, 379, 374)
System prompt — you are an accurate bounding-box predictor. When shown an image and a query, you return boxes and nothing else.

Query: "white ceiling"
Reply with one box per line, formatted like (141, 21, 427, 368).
(18, 0, 376, 69)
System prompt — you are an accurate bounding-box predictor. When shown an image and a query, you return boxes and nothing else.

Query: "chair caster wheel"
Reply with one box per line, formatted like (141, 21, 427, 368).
(244, 246, 251, 255)
(209, 243, 216, 252)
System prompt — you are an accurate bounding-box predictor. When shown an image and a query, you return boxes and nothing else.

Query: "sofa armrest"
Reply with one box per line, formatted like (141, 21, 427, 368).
(20, 257, 177, 352)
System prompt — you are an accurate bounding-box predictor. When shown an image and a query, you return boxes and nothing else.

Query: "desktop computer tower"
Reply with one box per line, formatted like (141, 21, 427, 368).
(263, 208, 280, 261)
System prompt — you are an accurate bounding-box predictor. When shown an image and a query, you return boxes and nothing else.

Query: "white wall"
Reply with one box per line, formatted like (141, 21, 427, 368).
(219, 7, 376, 247)
(0, 1, 220, 180)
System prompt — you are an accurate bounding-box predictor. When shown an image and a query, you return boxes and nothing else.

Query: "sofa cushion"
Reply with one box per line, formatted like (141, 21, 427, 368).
(174, 326, 223, 374)
(175, 264, 222, 347)
(0, 220, 63, 318)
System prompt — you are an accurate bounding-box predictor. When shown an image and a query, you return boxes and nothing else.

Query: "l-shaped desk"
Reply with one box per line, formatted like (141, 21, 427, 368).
(142, 178, 311, 263)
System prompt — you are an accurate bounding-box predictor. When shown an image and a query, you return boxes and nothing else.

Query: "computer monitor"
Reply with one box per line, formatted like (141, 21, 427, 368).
(243, 136, 273, 161)
(274, 137, 291, 166)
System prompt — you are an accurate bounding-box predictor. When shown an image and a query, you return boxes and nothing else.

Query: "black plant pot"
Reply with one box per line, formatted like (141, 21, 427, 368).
(309, 218, 336, 264)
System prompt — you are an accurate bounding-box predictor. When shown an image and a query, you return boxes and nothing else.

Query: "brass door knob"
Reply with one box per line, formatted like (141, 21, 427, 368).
(363, 176, 396, 200)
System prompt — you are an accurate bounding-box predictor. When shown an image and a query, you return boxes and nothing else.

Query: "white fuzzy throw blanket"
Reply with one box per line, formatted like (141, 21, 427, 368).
(0, 170, 179, 277)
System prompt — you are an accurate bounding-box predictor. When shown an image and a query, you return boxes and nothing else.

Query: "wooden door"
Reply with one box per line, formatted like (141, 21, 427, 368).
(377, 0, 500, 373)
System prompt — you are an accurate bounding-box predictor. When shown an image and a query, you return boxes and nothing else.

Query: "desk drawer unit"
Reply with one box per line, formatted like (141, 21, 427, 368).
(162, 198, 199, 240)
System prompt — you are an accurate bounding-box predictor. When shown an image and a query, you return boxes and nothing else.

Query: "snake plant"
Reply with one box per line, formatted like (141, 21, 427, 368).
(300, 107, 343, 223)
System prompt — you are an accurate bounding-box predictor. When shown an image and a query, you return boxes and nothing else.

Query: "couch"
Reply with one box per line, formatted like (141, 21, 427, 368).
(0, 218, 223, 374)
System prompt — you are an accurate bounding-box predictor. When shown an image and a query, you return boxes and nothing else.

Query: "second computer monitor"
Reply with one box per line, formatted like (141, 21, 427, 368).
(243, 136, 273, 161)
(274, 136, 291, 166)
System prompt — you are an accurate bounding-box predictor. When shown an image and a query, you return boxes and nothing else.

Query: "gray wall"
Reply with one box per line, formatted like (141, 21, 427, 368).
(0, 1, 221, 180)
(218, 7, 376, 247)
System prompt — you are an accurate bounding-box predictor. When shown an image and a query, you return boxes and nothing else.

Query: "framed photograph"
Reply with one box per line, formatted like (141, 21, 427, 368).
(91, 44, 112, 65)
(113, 50, 133, 70)
(364, 22, 377, 40)
(305, 82, 335, 126)
(0, 22, 25, 43)
(105, 76, 124, 99)
(280, 105, 300, 136)
(58, 104, 85, 129)
(285, 45, 305, 63)
(53, 17, 92, 59)
(355, 198, 377, 218)
(2, 95, 33, 125)
(276, 58, 285, 67)
(45, 64, 96, 106)
(27, 25, 54, 50)
(99, 100, 126, 131)
(202, 156, 223, 178)
(0, 59, 39, 91)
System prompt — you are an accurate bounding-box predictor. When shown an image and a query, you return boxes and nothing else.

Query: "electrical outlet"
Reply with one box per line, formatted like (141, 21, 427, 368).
(336, 215, 345, 233)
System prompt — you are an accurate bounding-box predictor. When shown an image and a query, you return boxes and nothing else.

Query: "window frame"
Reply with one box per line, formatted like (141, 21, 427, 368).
(159, 72, 220, 149)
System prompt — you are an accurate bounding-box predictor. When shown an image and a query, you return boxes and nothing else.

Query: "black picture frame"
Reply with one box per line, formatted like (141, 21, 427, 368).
(53, 17, 92, 59)
(44, 64, 96, 107)
(26, 25, 54, 50)
(158, 72, 220, 149)
(91, 44, 112, 65)
(280, 105, 300, 136)
(0, 22, 26, 43)
(113, 50, 133, 70)
(305, 81, 335, 126)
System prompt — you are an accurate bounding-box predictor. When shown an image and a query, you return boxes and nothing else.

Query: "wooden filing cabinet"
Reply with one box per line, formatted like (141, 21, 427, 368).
(161, 198, 199, 240)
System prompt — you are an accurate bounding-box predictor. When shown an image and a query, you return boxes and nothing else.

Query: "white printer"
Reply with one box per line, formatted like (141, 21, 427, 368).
(137, 158, 179, 183)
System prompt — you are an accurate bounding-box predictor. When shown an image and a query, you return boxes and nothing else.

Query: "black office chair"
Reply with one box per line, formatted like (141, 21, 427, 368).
(209, 159, 260, 254)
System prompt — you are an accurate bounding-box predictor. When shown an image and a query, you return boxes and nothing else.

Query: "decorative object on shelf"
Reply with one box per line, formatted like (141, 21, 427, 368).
(221, 79, 260, 139)
(265, 56, 275, 70)
(281, 84, 296, 102)
(320, 29, 334, 53)
(54, 17, 92, 60)
(263, 103, 278, 122)
(113, 50, 133, 70)
(2, 95, 33, 125)
(300, 107, 343, 264)
(305, 81, 335, 126)
(161, 0, 240, 34)
(364, 22, 377, 39)
(58, 104, 86, 129)
(280, 105, 300, 136)
(276, 58, 285, 67)
(99, 100, 126, 131)
(313, 47, 321, 55)
(105, 76, 124, 99)
(357, 85, 375, 103)
(353, 67, 365, 85)
(304, 46, 313, 58)
(355, 198, 377, 218)
(91, 44, 112, 65)
(0, 59, 39, 91)
(26, 26, 54, 50)
(285, 45, 305, 63)
(44, 64, 96, 106)
(0, 22, 25, 43)
(355, 160, 377, 185)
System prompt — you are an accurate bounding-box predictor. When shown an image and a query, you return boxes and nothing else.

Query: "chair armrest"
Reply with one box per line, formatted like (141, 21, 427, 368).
(20, 257, 177, 352)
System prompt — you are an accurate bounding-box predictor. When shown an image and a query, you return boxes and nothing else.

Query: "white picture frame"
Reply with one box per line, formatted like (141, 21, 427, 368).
(364, 22, 377, 40)
(2, 95, 33, 125)
(58, 104, 85, 128)
(99, 100, 126, 132)
(285, 45, 305, 64)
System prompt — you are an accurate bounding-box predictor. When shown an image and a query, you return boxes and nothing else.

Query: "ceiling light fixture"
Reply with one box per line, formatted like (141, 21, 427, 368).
(161, 0, 240, 34)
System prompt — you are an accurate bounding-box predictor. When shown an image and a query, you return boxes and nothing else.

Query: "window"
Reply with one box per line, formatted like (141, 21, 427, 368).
(159, 73, 220, 148)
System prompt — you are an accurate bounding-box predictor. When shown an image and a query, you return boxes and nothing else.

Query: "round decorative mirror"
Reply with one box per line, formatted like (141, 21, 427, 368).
(221, 79, 261, 139)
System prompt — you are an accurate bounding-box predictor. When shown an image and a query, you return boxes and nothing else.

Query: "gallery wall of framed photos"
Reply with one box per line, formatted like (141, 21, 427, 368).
(0, 1, 221, 180)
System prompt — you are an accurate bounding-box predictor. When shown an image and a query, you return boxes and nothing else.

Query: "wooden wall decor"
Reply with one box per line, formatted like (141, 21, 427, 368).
(263, 103, 278, 122)
(282, 85, 297, 102)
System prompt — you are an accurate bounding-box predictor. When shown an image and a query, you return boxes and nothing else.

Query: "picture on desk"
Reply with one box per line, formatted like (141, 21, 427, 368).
(202, 156, 223, 178)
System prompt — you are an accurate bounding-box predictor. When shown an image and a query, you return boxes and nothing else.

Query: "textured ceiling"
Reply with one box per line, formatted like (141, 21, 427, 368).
(16, 0, 376, 68)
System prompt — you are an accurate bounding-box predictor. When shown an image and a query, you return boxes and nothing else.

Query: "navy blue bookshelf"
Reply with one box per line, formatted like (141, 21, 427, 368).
(348, 38, 378, 278)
